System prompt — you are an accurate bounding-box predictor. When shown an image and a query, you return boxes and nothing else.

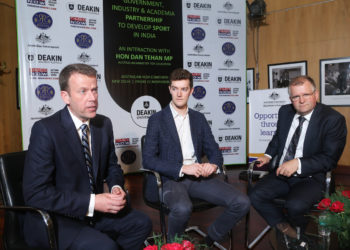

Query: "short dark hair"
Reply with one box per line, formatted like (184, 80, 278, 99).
(59, 63, 97, 91)
(288, 75, 316, 95)
(169, 68, 193, 88)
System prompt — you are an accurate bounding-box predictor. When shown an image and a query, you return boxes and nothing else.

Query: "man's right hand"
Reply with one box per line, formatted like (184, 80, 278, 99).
(94, 193, 126, 214)
(256, 155, 271, 167)
(181, 163, 203, 178)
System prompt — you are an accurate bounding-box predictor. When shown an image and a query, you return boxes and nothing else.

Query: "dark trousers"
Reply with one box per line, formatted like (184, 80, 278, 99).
(163, 175, 250, 242)
(25, 208, 152, 250)
(249, 173, 324, 229)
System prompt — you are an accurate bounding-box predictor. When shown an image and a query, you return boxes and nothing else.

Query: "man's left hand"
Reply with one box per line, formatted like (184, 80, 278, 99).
(276, 159, 298, 177)
(201, 163, 217, 177)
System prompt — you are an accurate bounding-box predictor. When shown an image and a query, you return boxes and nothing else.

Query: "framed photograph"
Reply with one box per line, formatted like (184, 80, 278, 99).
(268, 61, 307, 89)
(320, 57, 350, 106)
(246, 68, 254, 103)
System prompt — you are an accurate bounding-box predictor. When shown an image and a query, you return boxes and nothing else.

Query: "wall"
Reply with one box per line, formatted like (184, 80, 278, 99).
(247, 0, 350, 166)
(0, 0, 22, 154)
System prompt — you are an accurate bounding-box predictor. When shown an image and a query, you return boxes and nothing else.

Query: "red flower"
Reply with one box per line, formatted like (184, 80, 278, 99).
(330, 201, 344, 213)
(342, 190, 350, 199)
(144, 246, 158, 250)
(181, 240, 195, 250)
(161, 243, 183, 250)
(317, 198, 331, 210)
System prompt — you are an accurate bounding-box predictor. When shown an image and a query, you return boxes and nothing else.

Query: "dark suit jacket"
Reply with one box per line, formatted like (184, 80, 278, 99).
(142, 104, 223, 201)
(23, 106, 124, 249)
(266, 103, 347, 184)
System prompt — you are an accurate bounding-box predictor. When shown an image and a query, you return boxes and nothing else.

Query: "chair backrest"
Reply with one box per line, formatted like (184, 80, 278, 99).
(0, 151, 28, 249)
(0, 151, 27, 207)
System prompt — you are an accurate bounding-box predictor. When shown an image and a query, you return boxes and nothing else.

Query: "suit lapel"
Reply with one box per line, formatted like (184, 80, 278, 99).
(163, 105, 182, 151)
(303, 103, 321, 156)
(60, 106, 85, 167)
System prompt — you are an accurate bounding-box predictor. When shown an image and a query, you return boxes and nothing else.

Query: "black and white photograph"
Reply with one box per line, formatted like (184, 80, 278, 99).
(246, 68, 254, 103)
(268, 61, 307, 89)
(320, 57, 350, 106)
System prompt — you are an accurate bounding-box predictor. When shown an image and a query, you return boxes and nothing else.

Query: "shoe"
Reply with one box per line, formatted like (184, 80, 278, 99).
(269, 228, 288, 250)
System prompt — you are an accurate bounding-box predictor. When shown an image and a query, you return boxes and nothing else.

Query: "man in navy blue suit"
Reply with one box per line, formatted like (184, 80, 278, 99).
(143, 68, 250, 246)
(250, 76, 347, 241)
(23, 64, 151, 250)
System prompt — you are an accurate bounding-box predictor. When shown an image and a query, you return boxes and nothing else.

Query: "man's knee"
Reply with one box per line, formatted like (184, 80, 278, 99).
(171, 202, 192, 218)
(229, 193, 251, 214)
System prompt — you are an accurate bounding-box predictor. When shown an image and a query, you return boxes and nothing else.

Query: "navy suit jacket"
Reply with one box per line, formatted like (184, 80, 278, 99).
(266, 103, 347, 184)
(23, 106, 124, 249)
(142, 104, 223, 201)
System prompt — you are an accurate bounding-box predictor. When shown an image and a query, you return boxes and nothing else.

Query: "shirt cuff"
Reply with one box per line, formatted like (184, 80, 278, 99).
(179, 166, 185, 177)
(111, 185, 122, 193)
(86, 194, 95, 217)
(296, 158, 302, 174)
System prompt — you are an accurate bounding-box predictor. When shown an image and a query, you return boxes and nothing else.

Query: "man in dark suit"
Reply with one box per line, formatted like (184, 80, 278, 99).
(250, 76, 347, 241)
(142, 68, 250, 246)
(23, 64, 151, 250)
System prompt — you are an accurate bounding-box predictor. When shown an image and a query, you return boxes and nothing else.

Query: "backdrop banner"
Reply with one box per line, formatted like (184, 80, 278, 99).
(16, 0, 246, 172)
(248, 88, 291, 162)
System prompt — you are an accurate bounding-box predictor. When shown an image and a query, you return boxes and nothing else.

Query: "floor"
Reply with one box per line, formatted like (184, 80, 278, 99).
(1, 166, 349, 249)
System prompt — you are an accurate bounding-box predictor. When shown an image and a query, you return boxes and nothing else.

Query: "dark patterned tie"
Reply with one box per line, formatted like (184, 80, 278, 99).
(283, 116, 306, 163)
(80, 124, 95, 193)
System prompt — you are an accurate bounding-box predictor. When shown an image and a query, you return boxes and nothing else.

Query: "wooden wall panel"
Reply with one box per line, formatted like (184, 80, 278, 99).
(247, 0, 350, 166)
(0, 0, 22, 154)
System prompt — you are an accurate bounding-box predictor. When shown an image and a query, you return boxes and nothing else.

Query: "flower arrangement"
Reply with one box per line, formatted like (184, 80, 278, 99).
(144, 234, 205, 250)
(315, 189, 350, 249)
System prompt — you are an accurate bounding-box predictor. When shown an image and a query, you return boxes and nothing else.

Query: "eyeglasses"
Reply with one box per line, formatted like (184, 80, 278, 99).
(290, 91, 315, 102)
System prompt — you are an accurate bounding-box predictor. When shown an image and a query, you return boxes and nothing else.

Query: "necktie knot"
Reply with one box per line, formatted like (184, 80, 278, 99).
(298, 116, 305, 125)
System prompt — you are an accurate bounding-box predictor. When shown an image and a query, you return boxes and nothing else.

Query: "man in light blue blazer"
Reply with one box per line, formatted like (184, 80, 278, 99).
(143, 68, 250, 246)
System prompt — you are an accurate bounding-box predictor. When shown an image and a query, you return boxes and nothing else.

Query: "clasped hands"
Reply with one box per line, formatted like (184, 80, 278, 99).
(95, 186, 126, 214)
(182, 163, 218, 178)
(256, 155, 298, 177)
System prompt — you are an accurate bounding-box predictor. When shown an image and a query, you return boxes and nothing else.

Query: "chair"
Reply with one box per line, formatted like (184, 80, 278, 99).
(243, 157, 334, 249)
(141, 136, 232, 250)
(0, 151, 57, 250)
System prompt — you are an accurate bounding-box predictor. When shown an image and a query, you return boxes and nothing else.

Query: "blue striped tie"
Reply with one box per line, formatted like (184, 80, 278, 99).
(81, 124, 95, 193)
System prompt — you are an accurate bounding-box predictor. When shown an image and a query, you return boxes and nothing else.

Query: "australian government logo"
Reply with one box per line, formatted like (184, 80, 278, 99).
(33, 12, 53, 29)
(222, 101, 236, 114)
(38, 104, 53, 116)
(222, 42, 235, 56)
(77, 52, 91, 63)
(192, 86, 206, 99)
(191, 27, 205, 41)
(35, 84, 55, 101)
(187, 44, 210, 57)
(28, 32, 59, 49)
(75, 33, 93, 49)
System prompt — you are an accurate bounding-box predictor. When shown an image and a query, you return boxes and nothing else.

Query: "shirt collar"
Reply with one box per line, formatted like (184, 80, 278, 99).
(169, 101, 188, 119)
(67, 107, 90, 130)
(295, 109, 313, 122)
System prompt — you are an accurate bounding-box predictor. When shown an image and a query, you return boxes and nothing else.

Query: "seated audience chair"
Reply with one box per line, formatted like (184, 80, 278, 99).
(243, 157, 334, 249)
(141, 136, 232, 250)
(0, 151, 57, 250)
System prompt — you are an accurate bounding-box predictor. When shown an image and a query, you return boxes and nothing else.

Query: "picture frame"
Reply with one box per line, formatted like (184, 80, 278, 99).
(246, 68, 254, 103)
(320, 57, 350, 106)
(268, 61, 307, 89)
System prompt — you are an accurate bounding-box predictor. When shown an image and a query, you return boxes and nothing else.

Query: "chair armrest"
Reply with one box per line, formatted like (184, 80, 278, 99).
(0, 205, 57, 250)
(325, 171, 332, 196)
(142, 169, 164, 204)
